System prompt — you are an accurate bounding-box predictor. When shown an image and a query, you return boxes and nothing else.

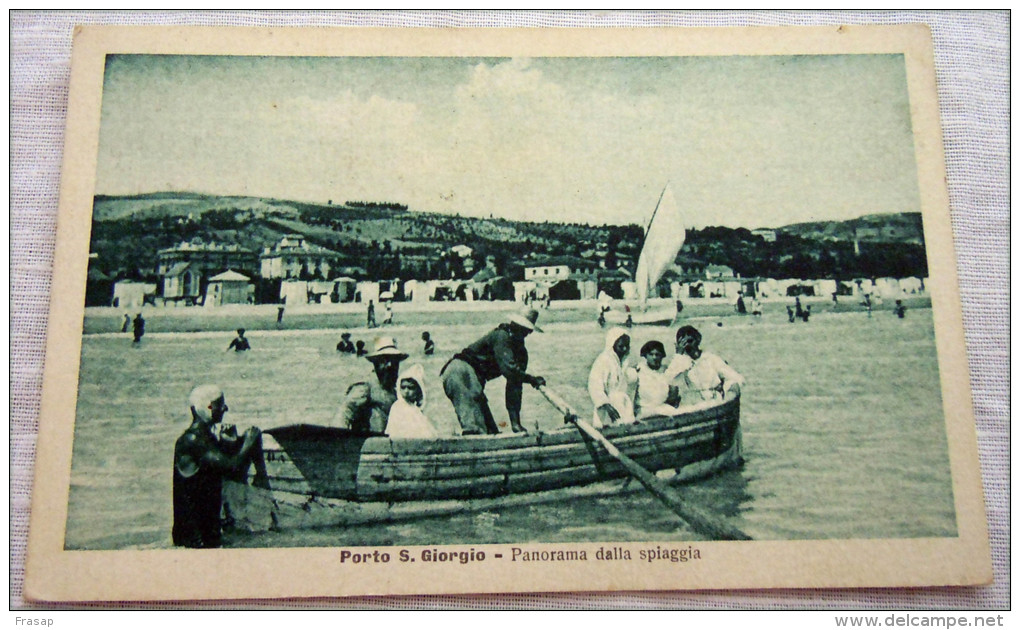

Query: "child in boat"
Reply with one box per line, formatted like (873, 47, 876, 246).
(386, 364, 439, 439)
(633, 340, 683, 420)
(587, 327, 636, 428)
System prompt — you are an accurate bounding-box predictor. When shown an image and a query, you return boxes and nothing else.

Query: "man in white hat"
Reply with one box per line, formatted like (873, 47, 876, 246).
(440, 308, 547, 435)
(333, 336, 408, 434)
(173, 384, 265, 548)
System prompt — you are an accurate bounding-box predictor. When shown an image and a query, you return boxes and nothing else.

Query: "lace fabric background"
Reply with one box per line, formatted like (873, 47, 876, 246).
(10, 10, 1008, 610)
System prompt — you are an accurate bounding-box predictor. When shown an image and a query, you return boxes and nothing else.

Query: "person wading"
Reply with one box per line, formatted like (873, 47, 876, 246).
(441, 308, 546, 435)
(172, 385, 266, 548)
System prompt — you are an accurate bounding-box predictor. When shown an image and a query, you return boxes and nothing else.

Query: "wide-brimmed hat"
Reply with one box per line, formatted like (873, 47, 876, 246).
(507, 308, 543, 333)
(366, 336, 409, 361)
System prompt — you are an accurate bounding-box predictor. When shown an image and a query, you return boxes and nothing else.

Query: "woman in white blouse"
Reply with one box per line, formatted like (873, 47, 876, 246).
(664, 325, 744, 404)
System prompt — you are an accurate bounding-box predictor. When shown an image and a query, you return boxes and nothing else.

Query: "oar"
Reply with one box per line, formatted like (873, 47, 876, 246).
(537, 385, 752, 541)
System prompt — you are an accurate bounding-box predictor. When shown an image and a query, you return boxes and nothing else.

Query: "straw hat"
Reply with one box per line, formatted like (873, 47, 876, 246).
(507, 307, 543, 333)
(365, 336, 409, 361)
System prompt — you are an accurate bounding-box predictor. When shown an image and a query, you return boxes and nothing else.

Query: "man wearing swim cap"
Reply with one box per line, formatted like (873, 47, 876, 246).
(172, 385, 265, 548)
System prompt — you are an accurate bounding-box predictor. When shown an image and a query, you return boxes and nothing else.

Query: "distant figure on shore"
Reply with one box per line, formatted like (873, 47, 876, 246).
(337, 332, 355, 354)
(355, 340, 367, 357)
(863, 294, 873, 318)
(894, 299, 907, 319)
(735, 294, 747, 315)
(751, 298, 763, 318)
(588, 327, 636, 428)
(121, 313, 130, 333)
(333, 337, 408, 434)
(832, 292, 839, 305)
(383, 301, 393, 326)
(786, 306, 796, 323)
(675, 298, 684, 317)
(597, 305, 608, 328)
(800, 305, 812, 323)
(132, 313, 145, 343)
(422, 331, 435, 356)
(276, 305, 285, 325)
(386, 364, 439, 440)
(794, 297, 805, 320)
(173, 385, 267, 548)
(227, 328, 251, 352)
(367, 300, 377, 328)
(441, 308, 546, 435)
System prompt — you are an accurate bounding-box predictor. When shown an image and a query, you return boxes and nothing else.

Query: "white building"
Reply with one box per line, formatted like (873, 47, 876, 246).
(260, 234, 344, 280)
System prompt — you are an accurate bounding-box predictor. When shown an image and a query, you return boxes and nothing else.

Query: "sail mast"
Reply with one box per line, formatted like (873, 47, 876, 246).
(643, 182, 671, 239)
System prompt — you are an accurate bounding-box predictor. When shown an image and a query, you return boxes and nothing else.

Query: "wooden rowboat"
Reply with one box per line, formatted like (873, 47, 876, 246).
(222, 395, 742, 532)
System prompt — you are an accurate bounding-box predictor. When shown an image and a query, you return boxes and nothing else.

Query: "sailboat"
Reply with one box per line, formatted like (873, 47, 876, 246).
(603, 183, 685, 326)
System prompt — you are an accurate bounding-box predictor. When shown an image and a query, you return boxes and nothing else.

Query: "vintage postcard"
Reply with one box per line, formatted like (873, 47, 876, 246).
(25, 24, 991, 601)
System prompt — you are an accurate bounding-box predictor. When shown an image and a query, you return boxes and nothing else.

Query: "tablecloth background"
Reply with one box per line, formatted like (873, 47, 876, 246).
(10, 10, 1009, 610)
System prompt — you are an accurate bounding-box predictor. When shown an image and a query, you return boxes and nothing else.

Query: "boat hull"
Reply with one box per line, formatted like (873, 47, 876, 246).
(223, 396, 741, 532)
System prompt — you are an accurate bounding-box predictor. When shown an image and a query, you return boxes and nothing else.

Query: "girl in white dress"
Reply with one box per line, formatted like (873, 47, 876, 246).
(386, 364, 439, 439)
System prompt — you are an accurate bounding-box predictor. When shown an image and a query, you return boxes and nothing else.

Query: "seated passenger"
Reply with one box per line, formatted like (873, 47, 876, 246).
(633, 340, 682, 420)
(665, 325, 744, 404)
(587, 327, 636, 428)
(386, 364, 439, 439)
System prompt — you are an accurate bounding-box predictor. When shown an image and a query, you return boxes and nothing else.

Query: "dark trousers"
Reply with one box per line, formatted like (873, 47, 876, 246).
(441, 359, 499, 435)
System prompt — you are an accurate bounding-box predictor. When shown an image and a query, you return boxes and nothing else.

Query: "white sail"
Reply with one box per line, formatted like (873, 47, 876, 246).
(633, 184, 685, 302)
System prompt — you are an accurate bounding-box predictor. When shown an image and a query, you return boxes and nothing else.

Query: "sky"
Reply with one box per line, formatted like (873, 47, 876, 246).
(96, 54, 921, 229)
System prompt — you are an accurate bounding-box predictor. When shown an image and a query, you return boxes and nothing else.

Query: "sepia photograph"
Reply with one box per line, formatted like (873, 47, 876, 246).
(15, 17, 1002, 605)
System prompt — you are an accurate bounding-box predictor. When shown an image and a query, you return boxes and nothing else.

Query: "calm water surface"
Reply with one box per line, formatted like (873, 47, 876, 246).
(66, 307, 955, 549)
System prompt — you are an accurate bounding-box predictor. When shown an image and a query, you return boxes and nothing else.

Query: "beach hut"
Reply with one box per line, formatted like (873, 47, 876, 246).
(280, 280, 310, 305)
(112, 280, 157, 309)
(356, 281, 380, 305)
(204, 270, 254, 307)
(332, 278, 357, 303)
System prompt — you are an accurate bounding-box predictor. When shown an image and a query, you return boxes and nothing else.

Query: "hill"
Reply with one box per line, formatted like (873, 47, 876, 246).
(88, 192, 927, 284)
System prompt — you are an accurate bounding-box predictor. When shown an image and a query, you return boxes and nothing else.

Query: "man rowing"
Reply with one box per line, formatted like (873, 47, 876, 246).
(441, 308, 547, 435)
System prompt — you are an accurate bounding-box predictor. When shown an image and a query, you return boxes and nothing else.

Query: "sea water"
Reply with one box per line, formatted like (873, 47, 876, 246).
(65, 307, 955, 549)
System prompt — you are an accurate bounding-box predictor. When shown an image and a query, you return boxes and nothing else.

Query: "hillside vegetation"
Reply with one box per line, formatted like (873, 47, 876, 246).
(90, 193, 927, 283)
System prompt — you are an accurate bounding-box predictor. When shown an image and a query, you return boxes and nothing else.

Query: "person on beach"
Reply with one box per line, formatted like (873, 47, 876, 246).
(794, 297, 805, 320)
(633, 340, 682, 420)
(367, 300, 377, 328)
(422, 331, 435, 356)
(735, 294, 747, 314)
(665, 325, 744, 404)
(121, 313, 130, 333)
(386, 364, 439, 439)
(383, 301, 393, 326)
(276, 305, 285, 325)
(332, 336, 408, 434)
(336, 332, 355, 354)
(894, 299, 907, 319)
(132, 313, 145, 343)
(173, 385, 267, 549)
(863, 293, 873, 318)
(227, 328, 251, 352)
(800, 305, 812, 322)
(355, 340, 367, 357)
(441, 308, 546, 435)
(786, 305, 796, 323)
(587, 327, 636, 428)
